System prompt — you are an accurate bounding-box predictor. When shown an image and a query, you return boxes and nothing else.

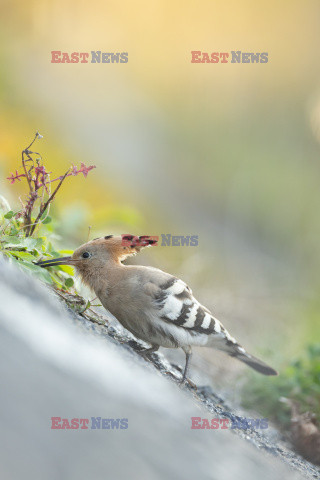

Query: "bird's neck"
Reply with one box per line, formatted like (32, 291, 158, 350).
(77, 259, 125, 297)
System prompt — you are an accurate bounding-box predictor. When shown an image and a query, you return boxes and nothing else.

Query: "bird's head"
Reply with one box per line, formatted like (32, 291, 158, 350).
(36, 234, 158, 273)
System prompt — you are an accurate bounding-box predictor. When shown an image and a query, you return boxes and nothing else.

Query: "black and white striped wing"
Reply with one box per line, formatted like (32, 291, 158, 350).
(153, 277, 224, 336)
(146, 275, 278, 376)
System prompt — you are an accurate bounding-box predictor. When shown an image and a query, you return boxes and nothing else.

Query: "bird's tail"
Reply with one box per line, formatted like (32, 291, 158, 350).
(209, 329, 278, 375)
(233, 349, 278, 375)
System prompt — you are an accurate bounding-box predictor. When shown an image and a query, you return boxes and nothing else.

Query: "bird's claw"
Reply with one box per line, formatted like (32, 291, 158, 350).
(179, 377, 197, 389)
(138, 347, 158, 359)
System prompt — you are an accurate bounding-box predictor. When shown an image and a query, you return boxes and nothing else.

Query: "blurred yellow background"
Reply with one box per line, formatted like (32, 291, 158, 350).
(1, 0, 320, 382)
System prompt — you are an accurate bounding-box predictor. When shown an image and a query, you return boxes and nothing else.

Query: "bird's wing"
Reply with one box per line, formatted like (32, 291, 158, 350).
(141, 271, 278, 375)
(143, 274, 224, 336)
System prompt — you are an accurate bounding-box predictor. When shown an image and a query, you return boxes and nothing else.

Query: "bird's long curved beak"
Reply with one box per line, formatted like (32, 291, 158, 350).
(36, 256, 73, 268)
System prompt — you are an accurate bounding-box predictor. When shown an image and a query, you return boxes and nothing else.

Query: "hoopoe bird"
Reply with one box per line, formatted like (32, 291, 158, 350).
(37, 235, 278, 383)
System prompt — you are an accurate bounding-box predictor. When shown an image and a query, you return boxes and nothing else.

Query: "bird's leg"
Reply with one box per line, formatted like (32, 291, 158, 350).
(180, 346, 192, 384)
(139, 345, 159, 358)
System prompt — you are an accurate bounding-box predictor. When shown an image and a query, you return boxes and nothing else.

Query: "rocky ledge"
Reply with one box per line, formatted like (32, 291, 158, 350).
(1, 259, 319, 480)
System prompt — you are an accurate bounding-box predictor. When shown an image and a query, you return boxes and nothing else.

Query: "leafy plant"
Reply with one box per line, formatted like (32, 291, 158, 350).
(6, 131, 95, 236)
(0, 132, 96, 291)
(243, 344, 320, 428)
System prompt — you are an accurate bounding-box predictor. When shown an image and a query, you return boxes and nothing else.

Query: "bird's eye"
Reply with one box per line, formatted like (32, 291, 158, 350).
(82, 252, 91, 259)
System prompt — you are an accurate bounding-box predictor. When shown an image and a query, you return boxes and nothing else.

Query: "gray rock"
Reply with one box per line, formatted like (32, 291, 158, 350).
(0, 259, 316, 480)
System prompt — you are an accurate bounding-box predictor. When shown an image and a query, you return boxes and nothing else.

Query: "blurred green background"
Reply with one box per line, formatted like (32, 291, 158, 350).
(0, 0, 319, 390)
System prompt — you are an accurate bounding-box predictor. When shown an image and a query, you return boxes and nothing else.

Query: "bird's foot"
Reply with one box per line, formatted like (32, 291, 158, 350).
(179, 377, 197, 390)
(162, 370, 197, 389)
(138, 346, 159, 359)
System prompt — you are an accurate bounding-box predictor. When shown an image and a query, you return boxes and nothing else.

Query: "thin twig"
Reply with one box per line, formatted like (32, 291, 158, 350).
(21, 132, 41, 198)
(25, 131, 40, 151)
(29, 169, 70, 236)
(21, 151, 33, 194)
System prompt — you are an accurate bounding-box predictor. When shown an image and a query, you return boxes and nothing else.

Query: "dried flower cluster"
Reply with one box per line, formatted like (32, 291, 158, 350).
(7, 132, 96, 236)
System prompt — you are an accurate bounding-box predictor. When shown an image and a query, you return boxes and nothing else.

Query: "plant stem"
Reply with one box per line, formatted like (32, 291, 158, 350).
(29, 169, 70, 236)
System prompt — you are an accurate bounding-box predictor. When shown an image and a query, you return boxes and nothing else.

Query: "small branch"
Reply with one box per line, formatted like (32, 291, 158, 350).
(29, 169, 70, 236)
(21, 150, 33, 194)
(25, 131, 41, 151)
(6, 132, 96, 238)
(21, 132, 42, 195)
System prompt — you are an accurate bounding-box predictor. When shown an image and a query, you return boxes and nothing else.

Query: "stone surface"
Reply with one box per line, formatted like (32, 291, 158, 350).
(0, 259, 318, 480)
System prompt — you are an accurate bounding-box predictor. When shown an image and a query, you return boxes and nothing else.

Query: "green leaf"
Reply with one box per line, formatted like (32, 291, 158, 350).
(4, 210, 14, 219)
(3, 235, 22, 245)
(35, 237, 44, 247)
(65, 277, 74, 288)
(36, 269, 55, 284)
(42, 216, 52, 224)
(8, 251, 35, 261)
(17, 261, 54, 284)
(2, 236, 25, 249)
(18, 262, 38, 272)
(58, 249, 74, 256)
(58, 264, 74, 275)
(22, 237, 38, 250)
